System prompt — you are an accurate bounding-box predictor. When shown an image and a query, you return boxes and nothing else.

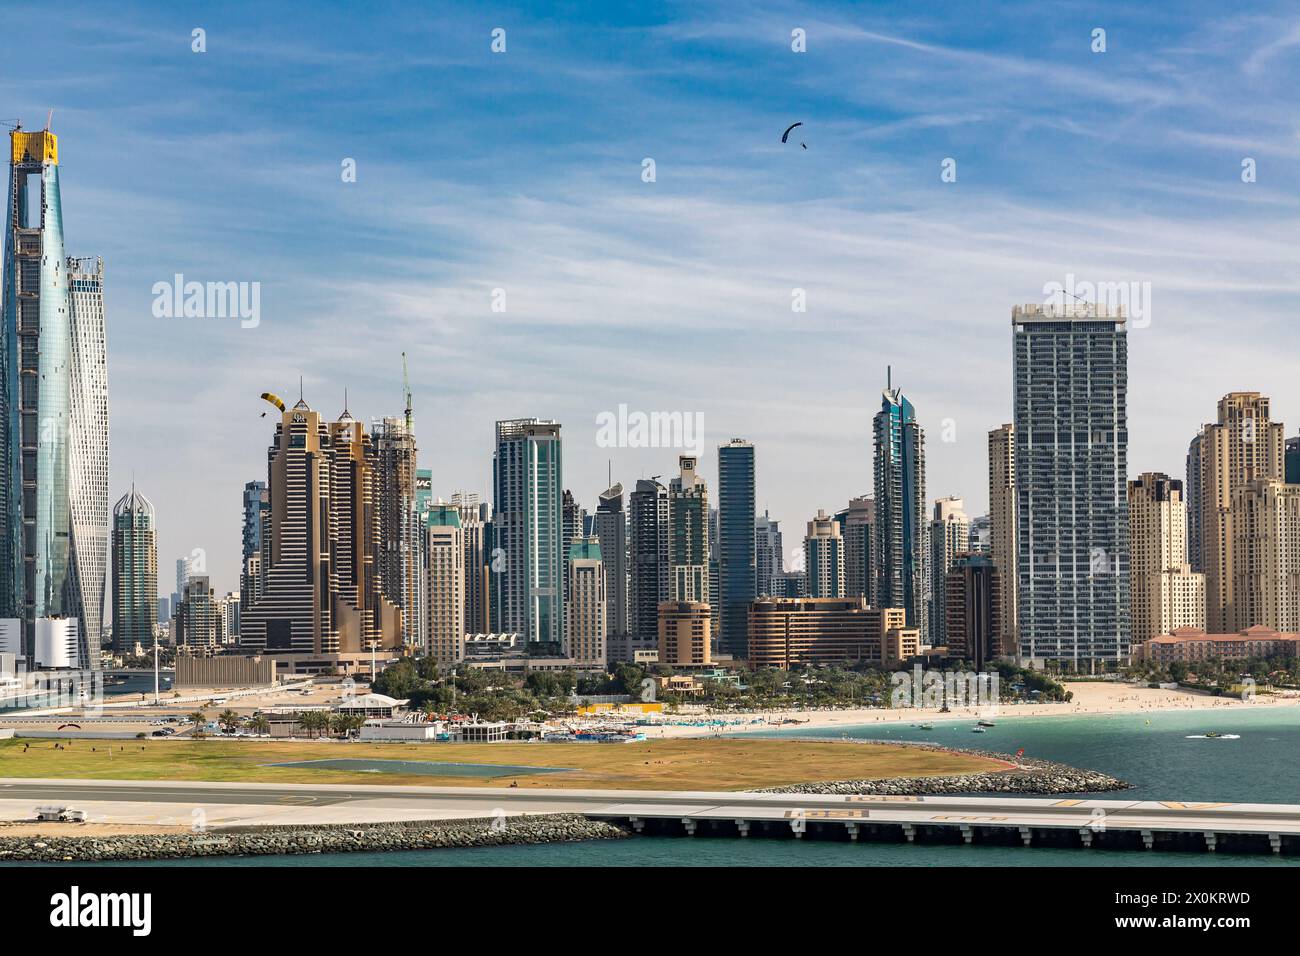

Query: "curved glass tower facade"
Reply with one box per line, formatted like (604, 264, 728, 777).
(2, 128, 106, 667)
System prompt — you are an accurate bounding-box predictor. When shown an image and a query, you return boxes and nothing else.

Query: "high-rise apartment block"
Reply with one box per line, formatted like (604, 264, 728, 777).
(717, 439, 756, 657)
(838, 496, 875, 602)
(238, 400, 401, 670)
(803, 509, 844, 598)
(1127, 472, 1205, 646)
(1012, 304, 1129, 665)
(668, 455, 709, 603)
(928, 496, 969, 646)
(492, 419, 564, 646)
(565, 536, 606, 665)
(874, 377, 927, 636)
(1188, 393, 1285, 633)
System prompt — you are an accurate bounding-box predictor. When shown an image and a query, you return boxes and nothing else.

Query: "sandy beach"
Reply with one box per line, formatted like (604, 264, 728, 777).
(645, 681, 1300, 738)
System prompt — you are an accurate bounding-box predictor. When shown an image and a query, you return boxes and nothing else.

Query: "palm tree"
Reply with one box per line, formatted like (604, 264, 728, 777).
(217, 709, 240, 733)
(188, 710, 207, 738)
(250, 714, 270, 736)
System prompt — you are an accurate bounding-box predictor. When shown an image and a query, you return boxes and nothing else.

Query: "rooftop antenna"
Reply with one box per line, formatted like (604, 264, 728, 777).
(402, 351, 413, 434)
(44, 109, 53, 131)
(887, 364, 892, 391)
(299, 375, 304, 402)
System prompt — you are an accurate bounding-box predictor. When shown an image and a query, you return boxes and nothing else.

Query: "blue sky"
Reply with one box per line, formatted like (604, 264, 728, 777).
(6, 0, 1300, 594)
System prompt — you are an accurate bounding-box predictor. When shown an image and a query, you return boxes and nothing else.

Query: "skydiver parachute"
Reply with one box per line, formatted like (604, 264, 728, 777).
(774, 123, 806, 149)
(260, 392, 285, 417)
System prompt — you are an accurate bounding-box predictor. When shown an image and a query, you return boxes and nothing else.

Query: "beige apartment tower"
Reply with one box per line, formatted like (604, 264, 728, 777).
(425, 502, 465, 665)
(1229, 480, 1300, 633)
(565, 537, 607, 665)
(987, 424, 1018, 656)
(1190, 393, 1286, 633)
(1127, 472, 1205, 647)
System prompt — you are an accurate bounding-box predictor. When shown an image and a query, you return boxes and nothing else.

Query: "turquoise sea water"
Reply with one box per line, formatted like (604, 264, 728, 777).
(45, 705, 1300, 867)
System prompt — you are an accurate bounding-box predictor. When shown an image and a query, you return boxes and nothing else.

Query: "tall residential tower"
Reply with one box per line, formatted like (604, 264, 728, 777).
(1012, 304, 1129, 666)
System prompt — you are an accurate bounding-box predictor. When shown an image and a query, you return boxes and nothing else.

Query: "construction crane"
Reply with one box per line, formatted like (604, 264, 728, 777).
(401, 351, 413, 434)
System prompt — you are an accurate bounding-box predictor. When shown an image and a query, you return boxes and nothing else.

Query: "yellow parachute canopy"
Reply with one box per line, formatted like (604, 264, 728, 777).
(260, 392, 285, 412)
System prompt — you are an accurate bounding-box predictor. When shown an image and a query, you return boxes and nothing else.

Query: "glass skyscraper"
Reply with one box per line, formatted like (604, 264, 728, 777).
(717, 438, 756, 657)
(1012, 303, 1130, 665)
(492, 419, 564, 646)
(874, 376, 927, 636)
(2, 127, 108, 667)
(111, 487, 157, 655)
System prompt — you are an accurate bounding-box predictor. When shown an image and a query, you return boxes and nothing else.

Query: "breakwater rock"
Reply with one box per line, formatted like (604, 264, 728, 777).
(759, 742, 1129, 796)
(0, 814, 626, 863)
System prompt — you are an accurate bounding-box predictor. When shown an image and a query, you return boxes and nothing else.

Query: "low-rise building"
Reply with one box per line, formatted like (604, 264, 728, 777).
(747, 597, 910, 669)
(1134, 625, 1300, 664)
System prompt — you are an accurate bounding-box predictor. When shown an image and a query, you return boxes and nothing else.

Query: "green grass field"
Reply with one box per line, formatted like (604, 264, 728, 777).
(0, 737, 1005, 791)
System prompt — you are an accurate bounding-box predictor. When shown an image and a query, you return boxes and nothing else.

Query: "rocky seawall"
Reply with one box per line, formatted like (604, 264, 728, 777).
(0, 814, 626, 863)
(759, 742, 1128, 796)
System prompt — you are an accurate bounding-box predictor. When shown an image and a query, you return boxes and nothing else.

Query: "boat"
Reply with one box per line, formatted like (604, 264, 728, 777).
(971, 726, 987, 733)
(977, 720, 996, 727)
(917, 723, 934, 731)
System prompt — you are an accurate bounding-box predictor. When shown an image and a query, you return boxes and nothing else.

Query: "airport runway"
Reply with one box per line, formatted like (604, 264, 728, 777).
(2, 778, 1300, 849)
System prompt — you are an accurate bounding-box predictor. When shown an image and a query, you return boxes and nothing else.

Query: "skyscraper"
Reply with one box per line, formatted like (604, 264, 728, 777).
(2, 126, 108, 668)
(928, 496, 969, 646)
(373, 417, 420, 645)
(803, 509, 845, 598)
(1189, 393, 1285, 633)
(239, 398, 401, 667)
(754, 510, 783, 598)
(1012, 303, 1129, 666)
(988, 424, 1018, 658)
(426, 501, 464, 664)
(1128, 472, 1204, 646)
(593, 483, 628, 662)
(492, 419, 563, 646)
(67, 256, 109, 665)
(874, 375, 927, 636)
(945, 554, 1002, 670)
(718, 438, 756, 657)
(838, 496, 874, 603)
(562, 489, 586, 553)
(1229, 479, 1300, 632)
(564, 536, 606, 665)
(240, 480, 269, 617)
(111, 487, 157, 656)
(628, 477, 669, 660)
(451, 491, 491, 636)
(668, 455, 709, 603)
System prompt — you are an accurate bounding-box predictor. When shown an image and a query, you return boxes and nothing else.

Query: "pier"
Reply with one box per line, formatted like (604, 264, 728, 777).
(1, 780, 1297, 855)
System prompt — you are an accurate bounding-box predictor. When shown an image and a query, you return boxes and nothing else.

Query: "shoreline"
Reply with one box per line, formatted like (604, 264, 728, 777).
(644, 681, 1300, 739)
(757, 740, 1128, 796)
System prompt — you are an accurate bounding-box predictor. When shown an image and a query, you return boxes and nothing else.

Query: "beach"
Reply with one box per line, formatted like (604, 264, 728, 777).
(646, 680, 1300, 738)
